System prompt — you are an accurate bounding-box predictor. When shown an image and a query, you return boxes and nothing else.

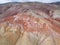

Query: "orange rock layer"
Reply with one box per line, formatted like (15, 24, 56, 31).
(0, 2, 60, 45)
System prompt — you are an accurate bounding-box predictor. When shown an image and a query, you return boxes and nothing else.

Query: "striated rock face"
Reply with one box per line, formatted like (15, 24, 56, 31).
(0, 2, 60, 45)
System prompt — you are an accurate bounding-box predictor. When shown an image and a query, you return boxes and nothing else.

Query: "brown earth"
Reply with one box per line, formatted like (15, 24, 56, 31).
(0, 2, 60, 45)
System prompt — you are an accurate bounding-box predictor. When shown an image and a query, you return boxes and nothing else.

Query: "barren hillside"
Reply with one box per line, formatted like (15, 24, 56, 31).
(0, 2, 60, 45)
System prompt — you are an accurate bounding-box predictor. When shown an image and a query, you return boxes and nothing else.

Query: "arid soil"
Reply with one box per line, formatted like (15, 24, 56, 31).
(0, 2, 60, 45)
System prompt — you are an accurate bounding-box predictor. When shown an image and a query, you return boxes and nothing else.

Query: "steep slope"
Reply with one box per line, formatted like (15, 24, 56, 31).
(0, 2, 60, 45)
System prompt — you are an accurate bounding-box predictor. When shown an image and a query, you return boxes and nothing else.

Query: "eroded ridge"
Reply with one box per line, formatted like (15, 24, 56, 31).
(0, 10, 60, 45)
